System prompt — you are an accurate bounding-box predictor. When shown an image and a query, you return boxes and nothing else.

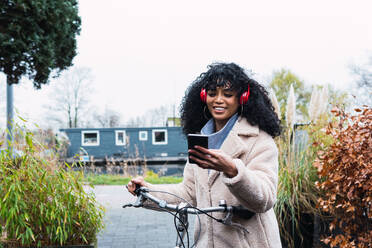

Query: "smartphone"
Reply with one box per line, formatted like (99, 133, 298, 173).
(187, 134, 209, 164)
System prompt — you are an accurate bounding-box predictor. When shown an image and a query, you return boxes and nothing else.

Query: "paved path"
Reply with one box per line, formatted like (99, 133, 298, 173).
(89, 185, 195, 248)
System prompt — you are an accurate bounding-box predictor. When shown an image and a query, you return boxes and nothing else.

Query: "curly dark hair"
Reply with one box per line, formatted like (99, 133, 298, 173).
(179, 62, 281, 138)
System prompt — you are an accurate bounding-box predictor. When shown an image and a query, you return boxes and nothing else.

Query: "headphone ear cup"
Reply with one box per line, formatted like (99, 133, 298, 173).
(200, 88, 207, 103)
(239, 86, 250, 105)
(239, 92, 247, 105)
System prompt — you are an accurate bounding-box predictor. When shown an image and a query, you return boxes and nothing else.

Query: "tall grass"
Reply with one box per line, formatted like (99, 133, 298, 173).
(274, 128, 322, 247)
(272, 87, 333, 247)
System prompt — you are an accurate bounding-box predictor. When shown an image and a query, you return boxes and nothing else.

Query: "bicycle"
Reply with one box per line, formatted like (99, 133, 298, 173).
(123, 185, 255, 248)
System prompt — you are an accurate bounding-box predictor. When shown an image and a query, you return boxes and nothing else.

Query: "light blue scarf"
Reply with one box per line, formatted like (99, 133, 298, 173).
(200, 113, 238, 149)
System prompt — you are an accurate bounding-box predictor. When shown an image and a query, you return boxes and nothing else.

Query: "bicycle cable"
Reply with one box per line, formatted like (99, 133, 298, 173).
(147, 189, 231, 223)
(145, 204, 190, 248)
(173, 206, 190, 248)
(147, 189, 201, 248)
(149, 190, 248, 248)
(127, 186, 253, 247)
(147, 189, 232, 248)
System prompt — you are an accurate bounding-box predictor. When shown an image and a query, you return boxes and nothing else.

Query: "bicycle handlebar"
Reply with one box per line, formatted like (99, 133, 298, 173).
(123, 186, 254, 220)
(123, 185, 254, 248)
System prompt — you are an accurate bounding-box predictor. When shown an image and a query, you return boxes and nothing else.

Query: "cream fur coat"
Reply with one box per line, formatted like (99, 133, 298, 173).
(144, 117, 282, 248)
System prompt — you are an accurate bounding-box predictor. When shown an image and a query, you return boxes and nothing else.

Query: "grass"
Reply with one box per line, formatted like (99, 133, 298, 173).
(84, 173, 183, 185)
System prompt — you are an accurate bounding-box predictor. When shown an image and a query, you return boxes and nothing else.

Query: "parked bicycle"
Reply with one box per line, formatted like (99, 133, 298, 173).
(123, 185, 255, 248)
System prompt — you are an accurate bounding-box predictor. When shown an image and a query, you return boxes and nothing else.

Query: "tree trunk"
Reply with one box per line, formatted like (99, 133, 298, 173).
(68, 105, 72, 128)
(74, 106, 78, 128)
(6, 77, 14, 147)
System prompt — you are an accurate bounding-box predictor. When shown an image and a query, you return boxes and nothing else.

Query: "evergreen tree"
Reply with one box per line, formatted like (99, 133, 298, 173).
(0, 0, 81, 88)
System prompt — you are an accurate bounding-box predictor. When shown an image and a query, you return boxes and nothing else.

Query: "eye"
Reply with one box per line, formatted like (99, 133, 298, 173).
(224, 91, 236, 97)
(207, 91, 216, 97)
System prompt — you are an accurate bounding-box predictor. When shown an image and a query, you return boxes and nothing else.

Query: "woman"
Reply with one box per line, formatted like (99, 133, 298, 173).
(127, 62, 282, 248)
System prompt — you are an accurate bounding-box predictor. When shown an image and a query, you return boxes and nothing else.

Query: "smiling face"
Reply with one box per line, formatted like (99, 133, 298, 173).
(206, 86, 240, 132)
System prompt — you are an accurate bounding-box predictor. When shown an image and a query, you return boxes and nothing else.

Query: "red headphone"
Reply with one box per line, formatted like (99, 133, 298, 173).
(200, 85, 250, 105)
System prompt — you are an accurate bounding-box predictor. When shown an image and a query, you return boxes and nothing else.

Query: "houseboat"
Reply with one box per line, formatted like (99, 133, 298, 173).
(59, 126, 188, 165)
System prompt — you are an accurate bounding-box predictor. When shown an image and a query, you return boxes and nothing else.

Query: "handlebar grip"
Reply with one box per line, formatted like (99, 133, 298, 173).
(134, 184, 142, 196)
(232, 206, 255, 220)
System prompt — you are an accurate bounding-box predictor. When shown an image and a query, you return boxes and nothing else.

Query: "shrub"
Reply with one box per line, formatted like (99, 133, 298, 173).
(314, 107, 372, 248)
(0, 127, 105, 247)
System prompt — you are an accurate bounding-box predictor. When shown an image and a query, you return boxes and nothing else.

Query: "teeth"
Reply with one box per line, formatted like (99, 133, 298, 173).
(214, 107, 225, 110)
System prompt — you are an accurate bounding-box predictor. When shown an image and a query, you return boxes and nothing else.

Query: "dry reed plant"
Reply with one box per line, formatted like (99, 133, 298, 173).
(285, 84, 296, 167)
(308, 88, 319, 122)
(309, 86, 329, 123)
(269, 88, 281, 120)
(286, 84, 296, 130)
(274, 85, 327, 247)
(118, 143, 148, 177)
(319, 86, 329, 117)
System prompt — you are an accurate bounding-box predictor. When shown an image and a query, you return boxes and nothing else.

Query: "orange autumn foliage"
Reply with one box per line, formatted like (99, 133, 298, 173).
(314, 107, 372, 248)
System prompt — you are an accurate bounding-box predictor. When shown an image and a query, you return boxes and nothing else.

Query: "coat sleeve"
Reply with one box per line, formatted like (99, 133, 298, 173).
(222, 132, 279, 213)
(142, 162, 197, 208)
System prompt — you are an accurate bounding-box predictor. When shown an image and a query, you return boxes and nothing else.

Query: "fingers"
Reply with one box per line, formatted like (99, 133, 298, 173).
(190, 147, 218, 161)
(189, 155, 209, 169)
(194, 145, 214, 155)
(189, 149, 208, 162)
(189, 148, 232, 173)
(132, 176, 145, 185)
(189, 150, 219, 170)
(126, 176, 145, 196)
(126, 181, 136, 196)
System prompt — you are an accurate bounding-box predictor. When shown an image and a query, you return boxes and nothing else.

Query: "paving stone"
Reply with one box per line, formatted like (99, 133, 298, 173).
(89, 185, 195, 248)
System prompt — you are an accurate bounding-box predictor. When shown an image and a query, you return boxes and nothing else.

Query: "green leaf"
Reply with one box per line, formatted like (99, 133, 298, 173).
(3, 190, 10, 202)
(18, 116, 28, 122)
(24, 213, 29, 221)
(25, 134, 33, 149)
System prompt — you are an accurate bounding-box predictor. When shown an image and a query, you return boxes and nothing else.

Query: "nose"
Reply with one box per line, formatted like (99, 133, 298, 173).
(215, 92, 224, 102)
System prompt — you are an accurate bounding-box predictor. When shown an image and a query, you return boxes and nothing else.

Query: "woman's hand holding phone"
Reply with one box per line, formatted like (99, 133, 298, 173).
(189, 146, 238, 178)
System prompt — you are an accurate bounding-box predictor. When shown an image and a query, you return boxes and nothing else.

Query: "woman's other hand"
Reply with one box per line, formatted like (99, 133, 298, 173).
(189, 146, 238, 178)
(127, 176, 147, 196)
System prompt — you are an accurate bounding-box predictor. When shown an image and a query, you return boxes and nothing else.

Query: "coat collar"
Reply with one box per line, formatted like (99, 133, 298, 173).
(207, 117, 259, 186)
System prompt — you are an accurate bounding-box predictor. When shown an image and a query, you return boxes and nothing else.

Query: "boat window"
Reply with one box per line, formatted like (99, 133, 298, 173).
(81, 131, 100, 146)
(139, 131, 148, 141)
(152, 129, 168, 145)
(115, 130, 126, 145)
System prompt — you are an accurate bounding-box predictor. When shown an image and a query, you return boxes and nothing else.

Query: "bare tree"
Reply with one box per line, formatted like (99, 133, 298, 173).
(93, 107, 121, 128)
(44, 67, 93, 128)
(124, 116, 147, 127)
(148, 105, 172, 126)
(350, 55, 372, 88)
(349, 55, 372, 106)
(123, 104, 176, 127)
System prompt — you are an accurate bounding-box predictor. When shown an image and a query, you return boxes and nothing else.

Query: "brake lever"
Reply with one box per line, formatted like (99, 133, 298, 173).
(123, 186, 148, 208)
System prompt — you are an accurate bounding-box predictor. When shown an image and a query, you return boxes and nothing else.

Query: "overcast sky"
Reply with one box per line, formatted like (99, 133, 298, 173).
(1, 0, 372, 129)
